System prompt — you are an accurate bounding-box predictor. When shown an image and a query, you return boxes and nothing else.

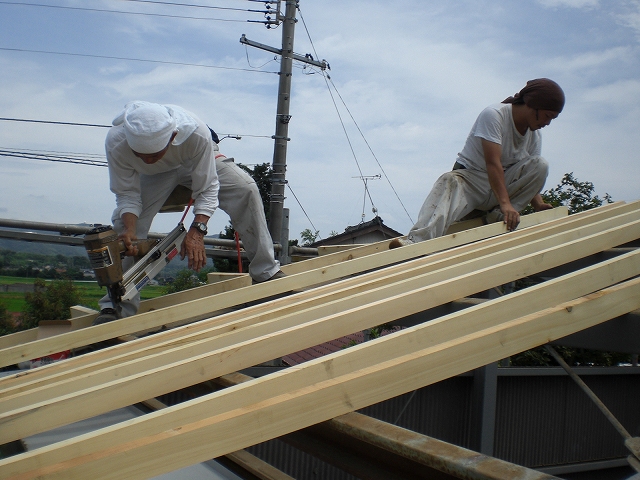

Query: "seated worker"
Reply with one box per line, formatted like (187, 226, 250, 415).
(95, 101, 284, 325)
(390, 78, 564, 248)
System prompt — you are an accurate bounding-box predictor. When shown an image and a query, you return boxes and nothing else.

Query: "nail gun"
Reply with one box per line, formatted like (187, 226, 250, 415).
(83, 222, 187, 309)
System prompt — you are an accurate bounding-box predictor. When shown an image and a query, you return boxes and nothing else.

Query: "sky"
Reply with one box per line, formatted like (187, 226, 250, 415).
(1, 0, 639, 243)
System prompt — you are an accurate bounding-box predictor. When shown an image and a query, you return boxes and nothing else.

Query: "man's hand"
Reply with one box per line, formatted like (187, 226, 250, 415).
(120, 212, 139, 256)
(180, 229, 207, 272)
(500, 203, 520, 231)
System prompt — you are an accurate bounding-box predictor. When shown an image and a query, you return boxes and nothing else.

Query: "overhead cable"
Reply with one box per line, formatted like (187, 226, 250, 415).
(0, 1, 258, 22)
(118, 0, 275, 15)
(0, 47, 278, 75)
(297, 6, 415, 225)
(0, 117, 111, 128)
(0, 148, 108, 167)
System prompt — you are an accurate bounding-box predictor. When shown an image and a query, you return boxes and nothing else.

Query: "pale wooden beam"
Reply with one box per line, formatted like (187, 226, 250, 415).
(0, 203, 636, 404)
(143, 390, 295, 480)
(3, 208, 637, 396)
(0, 204, 626, 357)
(4, 204, 629, 368)
(2, 277, 638, 480)
(0, 206, 637, 398)
(1, 233, 639, 445)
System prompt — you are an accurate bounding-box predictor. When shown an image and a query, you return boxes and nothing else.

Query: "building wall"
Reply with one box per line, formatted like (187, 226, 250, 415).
(248, 368, 640, 479)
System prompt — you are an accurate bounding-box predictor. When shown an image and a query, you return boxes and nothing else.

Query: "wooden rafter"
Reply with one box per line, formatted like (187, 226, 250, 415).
(0, 202, 639, 479)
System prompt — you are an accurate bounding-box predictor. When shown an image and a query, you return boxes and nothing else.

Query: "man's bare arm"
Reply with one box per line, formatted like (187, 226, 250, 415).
(181, 213, 209, 272)
(481, 138, 520, 231)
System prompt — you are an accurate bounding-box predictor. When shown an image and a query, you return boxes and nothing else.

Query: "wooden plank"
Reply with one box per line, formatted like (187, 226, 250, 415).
(2, 277, 638, 480)
(36, 321, 73, 340)
(1, 203, 621, 366)
(2, 232, 639, 445)
(0, 205, 616, 369)
(316, 245, 363, 255)
(223, 450, 295, 480)
(0, 204, 637, 395)
(0, 203, 627, 378)
(445, 216, 485, 234)
(4, 209, 637, 398)
(0, 203, 636, 412)
(69, 306, 97, 318)
(0, 274, 253, 350)
(0, 204, 619, 356)
(142, 390, 295, 480)
(205, 272, 248, 284)
(280, 206, 569, 275)
(0, 329, 38, 351)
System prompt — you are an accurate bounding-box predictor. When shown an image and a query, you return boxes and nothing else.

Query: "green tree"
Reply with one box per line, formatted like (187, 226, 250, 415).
(300, 228, 320, 246)
(0, 302, 14, 336)
(523, 172, 613, 215)
(162, 267, 216, 294)
(513, 173, 622, 367)
(19, 278, 80, 331)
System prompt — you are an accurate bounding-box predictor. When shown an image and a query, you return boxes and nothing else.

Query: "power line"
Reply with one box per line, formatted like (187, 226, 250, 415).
(0, 117, 111, 128)
(297, 5, 414, 225)
(287, 183, 320, 239)
(327, 76, 415, 225)
(0, 118, 274, 141)
(0, 148, 108, 167)
(119, 0, 275, 15)
(0, 1, 264, 22)
(0, 47, 279, 75)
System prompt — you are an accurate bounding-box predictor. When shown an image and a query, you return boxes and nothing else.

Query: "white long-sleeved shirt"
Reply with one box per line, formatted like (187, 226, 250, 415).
(105, 106, 219, 219)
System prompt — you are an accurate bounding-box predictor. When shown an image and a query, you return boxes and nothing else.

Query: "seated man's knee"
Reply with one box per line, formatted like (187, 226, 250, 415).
(529, 155, 549, 176)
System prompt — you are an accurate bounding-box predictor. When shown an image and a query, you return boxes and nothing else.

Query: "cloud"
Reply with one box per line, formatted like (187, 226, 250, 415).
(613, 1, 640, 38)
(536, 0, 599, 7)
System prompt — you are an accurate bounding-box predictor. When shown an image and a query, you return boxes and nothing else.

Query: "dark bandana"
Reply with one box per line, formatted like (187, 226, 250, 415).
(502, 78, 565, 113)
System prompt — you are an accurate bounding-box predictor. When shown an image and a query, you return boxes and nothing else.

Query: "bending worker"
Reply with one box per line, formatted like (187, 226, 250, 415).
(390, 78, 564, 248)
(95, 101, 283, 325)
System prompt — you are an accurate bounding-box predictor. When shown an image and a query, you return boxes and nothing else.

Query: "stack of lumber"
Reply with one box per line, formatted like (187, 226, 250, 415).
(1, 202, 639, 479)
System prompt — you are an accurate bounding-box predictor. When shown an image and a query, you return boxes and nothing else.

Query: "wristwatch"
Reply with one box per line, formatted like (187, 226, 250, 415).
(190, 221, 208, 236)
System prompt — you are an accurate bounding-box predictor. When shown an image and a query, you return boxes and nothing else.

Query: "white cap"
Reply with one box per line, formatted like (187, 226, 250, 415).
(115, 102, 177, 154)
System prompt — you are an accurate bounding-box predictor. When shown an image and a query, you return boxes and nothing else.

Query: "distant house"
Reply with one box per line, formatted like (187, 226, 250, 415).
(310, 216, 403, 247)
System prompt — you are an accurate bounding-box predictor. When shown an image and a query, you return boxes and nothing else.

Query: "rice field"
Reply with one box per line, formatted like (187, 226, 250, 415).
(0, 276, 165, 313)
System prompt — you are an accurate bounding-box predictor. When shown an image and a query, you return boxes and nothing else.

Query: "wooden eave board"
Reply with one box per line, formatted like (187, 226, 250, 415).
(2, 275, 639, 480)
(6, 204, 629, 368)
(1, 213, 640, 444)
(0, 204, 636, 398)
(0, 203, 634, 393)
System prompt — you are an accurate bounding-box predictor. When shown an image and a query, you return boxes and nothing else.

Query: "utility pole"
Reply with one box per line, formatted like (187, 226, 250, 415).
(240, 0, 327, 263)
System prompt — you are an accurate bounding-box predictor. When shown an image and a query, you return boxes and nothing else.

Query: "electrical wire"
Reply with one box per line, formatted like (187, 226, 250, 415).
(286, 183, 320, 239)
(298, 6, 415, 225)
(0, 117, 111, 128)
(327, 76, 415, 224)
(118, 0, 274, 14)
(0, 47, 279, 75)
(0, 118, 273, 142)
(0, 1, 261, 22)
(0, 148, 108, 167)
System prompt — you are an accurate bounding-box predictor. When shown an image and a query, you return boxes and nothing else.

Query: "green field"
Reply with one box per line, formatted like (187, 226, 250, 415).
(0, 276, 165, 313)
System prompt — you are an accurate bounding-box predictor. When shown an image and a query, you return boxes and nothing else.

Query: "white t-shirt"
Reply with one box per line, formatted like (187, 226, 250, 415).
(456, 103, 541, 172)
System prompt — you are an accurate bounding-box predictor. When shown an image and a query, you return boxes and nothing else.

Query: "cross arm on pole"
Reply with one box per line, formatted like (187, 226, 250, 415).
(240, 34, 328, 70)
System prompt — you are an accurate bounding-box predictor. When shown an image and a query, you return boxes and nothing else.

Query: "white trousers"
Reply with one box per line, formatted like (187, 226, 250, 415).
(99, 157, 279, 316)
(408, 156, 549, 242)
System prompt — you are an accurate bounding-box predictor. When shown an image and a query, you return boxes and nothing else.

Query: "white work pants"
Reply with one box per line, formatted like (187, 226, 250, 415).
(408, 156, 549, 242)
(99, 157, 279, 316)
